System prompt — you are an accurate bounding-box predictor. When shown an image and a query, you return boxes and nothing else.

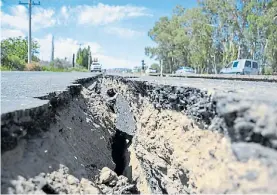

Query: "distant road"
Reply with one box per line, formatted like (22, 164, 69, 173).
(1, 71, 99, 114)
(129, 75, 277, 105)
(168, 74, 277, 82)
(117, 72, 277, 82)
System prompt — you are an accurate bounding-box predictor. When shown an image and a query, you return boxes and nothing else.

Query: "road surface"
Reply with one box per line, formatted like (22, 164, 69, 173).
(1, 71, 99, 114)
(131, 76, 277, 105)
(2, 72, 277, 194)
(2, 72, 277, 114)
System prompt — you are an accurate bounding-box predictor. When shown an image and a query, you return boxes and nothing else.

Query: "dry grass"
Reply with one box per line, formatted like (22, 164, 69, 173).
(24, 63, 42, 71)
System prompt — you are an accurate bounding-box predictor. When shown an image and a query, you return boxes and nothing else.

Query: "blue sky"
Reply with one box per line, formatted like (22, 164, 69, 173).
(1, 0, 197, 68)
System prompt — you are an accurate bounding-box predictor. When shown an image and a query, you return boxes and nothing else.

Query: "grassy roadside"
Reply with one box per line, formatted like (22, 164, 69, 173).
(41, 66, 88, 72)
(0, 65, 89, 72)
(0, 66, 16, 71)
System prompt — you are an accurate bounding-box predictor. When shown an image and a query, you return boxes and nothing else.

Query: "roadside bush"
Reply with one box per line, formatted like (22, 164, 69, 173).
(24, 62, 42, 71)
(69, 67, 88, 72)
(0, 66, 14, 71)
(264, 66, 273, 75)
(41, 66, 67, 72)
(2, 55, 25, 70)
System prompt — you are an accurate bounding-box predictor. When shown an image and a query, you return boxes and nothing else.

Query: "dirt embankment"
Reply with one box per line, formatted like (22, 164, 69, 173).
(1, 75, 277, 194)
(103, 76, 277, 193)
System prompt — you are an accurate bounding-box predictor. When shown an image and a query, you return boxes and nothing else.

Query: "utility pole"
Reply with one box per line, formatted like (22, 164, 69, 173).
(51, 35, 54, 62)
(19, 0, 40, 64)
(72, 54, 75, 68)
(88, 52, 91, 71)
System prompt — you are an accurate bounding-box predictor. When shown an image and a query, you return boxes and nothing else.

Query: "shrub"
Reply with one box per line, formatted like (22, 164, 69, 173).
(69, 67, 88, 72)
(24, 62, 42, 71)
(2, 55, 25, 70)
(0, 66, 14, 71)
(264, 66, 273, 75)
(41, 66, 67, 72)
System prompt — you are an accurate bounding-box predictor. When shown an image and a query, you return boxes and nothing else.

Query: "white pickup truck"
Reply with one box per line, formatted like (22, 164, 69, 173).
(90, 59, 102, 72)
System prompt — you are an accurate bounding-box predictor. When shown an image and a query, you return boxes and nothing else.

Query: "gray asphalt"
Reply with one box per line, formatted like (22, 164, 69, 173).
(1, 71, 99, 114)
(130, 76, 277, 104)
(2, 72, 277, 114)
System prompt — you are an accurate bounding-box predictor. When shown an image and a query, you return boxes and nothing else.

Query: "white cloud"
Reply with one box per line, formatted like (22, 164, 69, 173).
(36, 34, 101, 61)
(61, 6, 69, 19)
(35, 34, 138, 69)
(105, 27, 144, 38)
(1, 3, 151, 33)
(96, 54, 137, 69)
(32, 7, 56, 29)
(65, 3, 151, 25)
(0, 1, 3, 7)
(1, 5, 56, 32)
(1, 5, 28, 31)
(57, 6, 69, 25)
(1, 28, 25, 40)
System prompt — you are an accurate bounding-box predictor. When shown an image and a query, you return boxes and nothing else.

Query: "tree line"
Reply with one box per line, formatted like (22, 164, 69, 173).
(1, 36, 92, 70)
(145, 0, 277, 74)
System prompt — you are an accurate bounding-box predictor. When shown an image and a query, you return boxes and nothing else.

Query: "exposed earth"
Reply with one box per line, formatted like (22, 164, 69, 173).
(1, 73, 277, 194)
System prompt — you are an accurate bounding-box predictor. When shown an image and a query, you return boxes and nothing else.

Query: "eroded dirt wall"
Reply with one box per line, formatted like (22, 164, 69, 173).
(2, 75, 277, 194)
(1, 78, 116, 193)
(103, 76, 277, 194)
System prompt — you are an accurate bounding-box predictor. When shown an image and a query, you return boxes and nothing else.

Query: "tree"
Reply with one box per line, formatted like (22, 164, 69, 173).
(1, 36, 40, 70)
(150, 63, 161, 72)
(146, 15, 188, 73)
(76, 46, 92, 68)
(145, 1, 277, 74)
(76, 48, 83, 66)
(182, 7, 213, 73)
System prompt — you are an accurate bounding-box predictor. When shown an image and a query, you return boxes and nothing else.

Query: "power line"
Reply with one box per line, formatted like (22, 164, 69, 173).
(19, 0, 40, 63)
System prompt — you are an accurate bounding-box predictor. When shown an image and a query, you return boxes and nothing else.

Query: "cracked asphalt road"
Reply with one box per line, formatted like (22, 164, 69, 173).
(130, 76, 277, 105)
(1, 71, 99, 114)
(2, 72, 277, 114)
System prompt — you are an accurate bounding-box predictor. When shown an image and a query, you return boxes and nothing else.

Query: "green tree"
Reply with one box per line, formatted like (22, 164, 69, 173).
(76, 48, 83, 66)
(150, 63, 161, 72)
(76, 46, 92, 68)
(146, 1, 277, 74)
(182, 7, 213, 73)
(1, 36, 40, 70)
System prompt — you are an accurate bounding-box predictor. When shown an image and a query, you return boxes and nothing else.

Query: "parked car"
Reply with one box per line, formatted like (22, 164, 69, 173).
(90, 62, 102, 72)
(90, 58, 102, 72)
(220, 59, 259, 75)
(145, 67, 157, 74)
(175, 66, 195, 74)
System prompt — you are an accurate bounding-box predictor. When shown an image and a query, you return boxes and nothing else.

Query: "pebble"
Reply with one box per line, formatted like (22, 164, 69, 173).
(67, 175, 79, 185)
(99, 167, 118, 185)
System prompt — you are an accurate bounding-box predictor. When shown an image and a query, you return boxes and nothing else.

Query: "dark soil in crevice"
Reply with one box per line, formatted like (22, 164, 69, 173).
(111, 130, 132, 176)
(41, 184, 58, 194)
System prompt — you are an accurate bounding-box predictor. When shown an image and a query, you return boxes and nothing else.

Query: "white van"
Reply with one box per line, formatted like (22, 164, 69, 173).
(220, 59, 259, 75)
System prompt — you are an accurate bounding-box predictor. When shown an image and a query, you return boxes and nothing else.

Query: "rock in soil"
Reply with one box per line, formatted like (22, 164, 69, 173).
(7, 165, 137, 194)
